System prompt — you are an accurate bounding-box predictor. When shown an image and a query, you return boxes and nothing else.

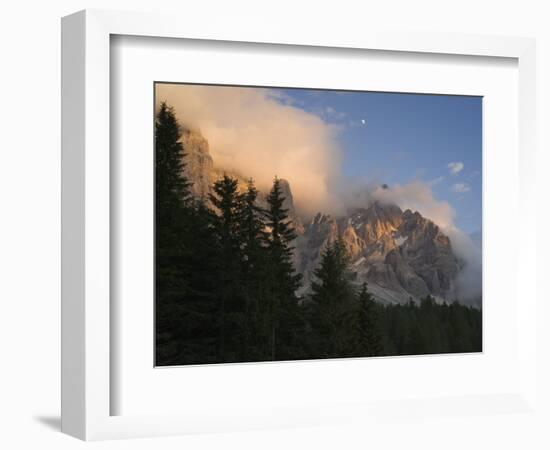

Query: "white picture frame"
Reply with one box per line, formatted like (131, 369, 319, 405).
(61, 9, 537, 441)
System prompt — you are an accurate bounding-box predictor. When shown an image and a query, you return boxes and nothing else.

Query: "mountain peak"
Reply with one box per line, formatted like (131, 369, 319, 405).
(296, 202, 459, 304)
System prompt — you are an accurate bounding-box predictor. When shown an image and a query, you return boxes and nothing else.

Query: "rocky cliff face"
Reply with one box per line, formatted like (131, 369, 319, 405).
(295, 202, 460, 304)
(179, 128, 460, 305)
(180, 129, 215, 199)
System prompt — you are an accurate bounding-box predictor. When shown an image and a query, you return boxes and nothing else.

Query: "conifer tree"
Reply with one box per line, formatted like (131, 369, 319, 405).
(354, 283, 383, 357)
(154, 102, 193, 293)
(308, 239, 356, 358)
(209, 175, 246, 361)
(173, 200, 222, 364)
(240, 178, 267, 275)
(310, 239, 353, 305)
(263, 177, 303, 360)
(155, 102, 192, 216)
(264, 178, 302, 291)
(238, 179, 268, 358)
(209, 175, 242, 253)
(155, 101, 195, 365)
(155, 102, 219, 366)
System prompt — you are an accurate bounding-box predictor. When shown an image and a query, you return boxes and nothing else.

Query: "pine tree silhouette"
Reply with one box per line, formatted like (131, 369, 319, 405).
(263, 177, 303, 360)
(354, 283, 383, 357)
(238, 179, 268, 359)
(155, 103, 219, 366)
(209, 175, 247, 362)
(155, 101, 194, 365)
(308, 239, 356, 358)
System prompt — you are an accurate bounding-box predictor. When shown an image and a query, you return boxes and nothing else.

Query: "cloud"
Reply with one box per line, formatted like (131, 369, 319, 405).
(447, 161, 464, 175)
(429, 176, 445, 186)
(371, 181, 455, 228)
(451, 183, 471, 193)
(156, 84, 342, 216)
(265, 90, 302, 107)
(446, 226, 482, 304)
(306, 105, 348, 123)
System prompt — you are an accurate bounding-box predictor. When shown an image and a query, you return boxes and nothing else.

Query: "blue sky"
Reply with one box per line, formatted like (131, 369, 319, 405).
(273, 88, 482, 234)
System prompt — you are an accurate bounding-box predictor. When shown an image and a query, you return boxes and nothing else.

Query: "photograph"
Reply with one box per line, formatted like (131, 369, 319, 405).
(154, 82, 483, 366)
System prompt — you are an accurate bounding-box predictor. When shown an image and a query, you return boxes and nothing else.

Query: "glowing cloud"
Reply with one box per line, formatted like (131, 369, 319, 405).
(447, 161, 464, 175)
(372, 181, 455, 228)
(156, 84, 342, 216)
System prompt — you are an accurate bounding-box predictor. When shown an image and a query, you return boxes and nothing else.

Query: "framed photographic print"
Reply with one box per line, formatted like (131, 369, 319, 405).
(62, 9, 538, 441)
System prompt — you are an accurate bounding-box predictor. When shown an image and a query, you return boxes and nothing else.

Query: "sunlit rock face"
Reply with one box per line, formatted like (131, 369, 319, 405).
(180, 129, 215, 199)
(295, 202, 460, 304)
(180, 128, 460, 305)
